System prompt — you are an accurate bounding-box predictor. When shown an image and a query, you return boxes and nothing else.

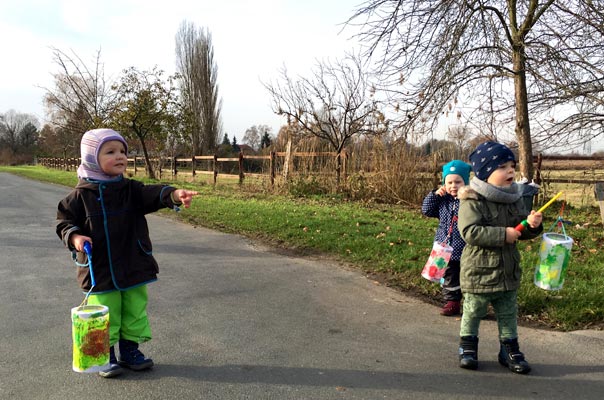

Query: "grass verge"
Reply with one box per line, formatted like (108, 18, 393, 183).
(2, 165, 602, 331)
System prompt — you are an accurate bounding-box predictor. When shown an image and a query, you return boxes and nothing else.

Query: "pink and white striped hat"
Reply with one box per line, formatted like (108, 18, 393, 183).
(77, 128, 128, 181)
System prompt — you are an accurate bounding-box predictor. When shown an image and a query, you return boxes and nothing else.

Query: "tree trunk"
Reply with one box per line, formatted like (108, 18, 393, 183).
(512, 47, 534, 181)
(139, 137, 156, 179)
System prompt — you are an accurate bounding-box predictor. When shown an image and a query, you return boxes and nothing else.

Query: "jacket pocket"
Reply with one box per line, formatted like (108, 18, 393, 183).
(472, 253, 502, 287)
(137, 239, 153, 256)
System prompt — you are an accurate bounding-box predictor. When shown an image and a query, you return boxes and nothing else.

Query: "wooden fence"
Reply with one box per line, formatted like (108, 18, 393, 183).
(36, 152, 604, 186)
(38, 150, 349, 186)
(533, 154, 604, 185)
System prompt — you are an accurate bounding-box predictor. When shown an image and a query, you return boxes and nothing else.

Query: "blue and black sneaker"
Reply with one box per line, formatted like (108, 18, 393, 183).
(118, 339, 154, 371)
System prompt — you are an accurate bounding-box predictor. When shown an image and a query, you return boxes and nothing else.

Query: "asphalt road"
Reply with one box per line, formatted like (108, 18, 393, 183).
(1, 172, 603, 400)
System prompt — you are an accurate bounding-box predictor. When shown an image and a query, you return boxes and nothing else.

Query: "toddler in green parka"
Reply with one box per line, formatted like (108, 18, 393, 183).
(456, 141, 542, 374)
(56, 129, 198, 378)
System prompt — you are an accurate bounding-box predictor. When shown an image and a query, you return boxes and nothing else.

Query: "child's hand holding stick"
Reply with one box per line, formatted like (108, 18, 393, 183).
(514, 191, 563, 231)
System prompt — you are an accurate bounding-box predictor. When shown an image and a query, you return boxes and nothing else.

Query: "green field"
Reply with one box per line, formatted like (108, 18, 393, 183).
(2, 165, 602, 332)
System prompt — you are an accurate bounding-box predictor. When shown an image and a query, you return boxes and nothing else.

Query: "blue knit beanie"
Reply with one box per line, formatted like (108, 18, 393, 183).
(469, 141, 515, 181)
(77, 128, 128, 181)
(442, 160, 471, 185)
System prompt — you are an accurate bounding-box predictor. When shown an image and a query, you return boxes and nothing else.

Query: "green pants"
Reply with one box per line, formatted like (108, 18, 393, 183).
(460, 290, 518, 340)
(88, 285, 152, 346)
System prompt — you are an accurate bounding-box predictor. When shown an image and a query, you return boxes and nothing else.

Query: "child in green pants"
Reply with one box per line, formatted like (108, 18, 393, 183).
(57, 128, 198, 378)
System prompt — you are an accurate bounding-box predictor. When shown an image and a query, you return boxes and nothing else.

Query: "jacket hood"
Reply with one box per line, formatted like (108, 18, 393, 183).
(77, 128, 128, 181)
(458, 186, 479, 201)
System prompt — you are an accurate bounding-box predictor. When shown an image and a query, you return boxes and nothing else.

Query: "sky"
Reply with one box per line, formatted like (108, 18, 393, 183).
(0, 0, 364, 142)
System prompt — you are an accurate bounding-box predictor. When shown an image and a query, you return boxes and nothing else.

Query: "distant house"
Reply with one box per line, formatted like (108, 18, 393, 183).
(238, 144, 256, 155)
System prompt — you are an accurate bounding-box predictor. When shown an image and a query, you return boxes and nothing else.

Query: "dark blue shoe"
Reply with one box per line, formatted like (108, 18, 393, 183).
(459, 336, 479, 370)
(99, 346, 124, 378)
(499, 338, 531, 374)
(118, 339, 154, 371)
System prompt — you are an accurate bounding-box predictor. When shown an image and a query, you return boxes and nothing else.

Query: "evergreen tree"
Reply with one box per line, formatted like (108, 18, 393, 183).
(260, 132, 272, 149)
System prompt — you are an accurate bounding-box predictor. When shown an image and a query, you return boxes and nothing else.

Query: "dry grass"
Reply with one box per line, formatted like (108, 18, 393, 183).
(538, 181, 599, 208)
(537, 159, 604, 208)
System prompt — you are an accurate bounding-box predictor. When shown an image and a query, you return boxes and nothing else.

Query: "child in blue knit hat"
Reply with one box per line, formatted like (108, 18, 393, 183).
(422, 159, 471, 316)
(57, 128, 199, 378)
(456, 141, 543, 374)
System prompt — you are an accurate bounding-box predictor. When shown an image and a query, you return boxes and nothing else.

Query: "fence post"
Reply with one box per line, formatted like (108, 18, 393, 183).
(172, 157, 177, 177)
(191, 155, 196, 177)
(213, 154, 218, 186)
(283, 139, 292, 181)
(335, 152, 341, 186)
(342, 150, 348, 183)
(595, 182, 604, 228)
(134, 156, 137, 175)
(239, 152, 244, 185)
(270, 151, 276, 186)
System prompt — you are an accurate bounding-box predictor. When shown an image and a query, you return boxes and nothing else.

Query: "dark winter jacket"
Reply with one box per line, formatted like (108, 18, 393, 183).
(56, 177, 179, 292)
(421, 190, 465, 261)
(457, 184, 542, 294)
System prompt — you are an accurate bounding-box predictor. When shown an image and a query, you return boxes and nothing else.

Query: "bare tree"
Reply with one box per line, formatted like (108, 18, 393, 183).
(348, 0, 604, 180)
(264, 53, 388, 183)
(242, 124, 271, 150)
(0, 110, 39, 155)
(447, 124, 473, 159)
(175, 21, 222, 156)
(44, 48, 116, 133)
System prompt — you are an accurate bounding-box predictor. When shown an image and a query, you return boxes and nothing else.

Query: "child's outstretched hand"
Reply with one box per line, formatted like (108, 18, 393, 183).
(172, 189, 199, 208)
(435, 186, 447, 196)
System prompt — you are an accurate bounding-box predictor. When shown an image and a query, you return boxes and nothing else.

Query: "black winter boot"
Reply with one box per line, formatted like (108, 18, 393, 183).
(118, 339, 154, 371)
(458, 336, 479, 370)
(498, 338, 531, 374)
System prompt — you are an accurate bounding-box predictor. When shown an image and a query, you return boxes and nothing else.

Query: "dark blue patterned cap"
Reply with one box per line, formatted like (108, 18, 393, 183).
(469, 141, 515, 181)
